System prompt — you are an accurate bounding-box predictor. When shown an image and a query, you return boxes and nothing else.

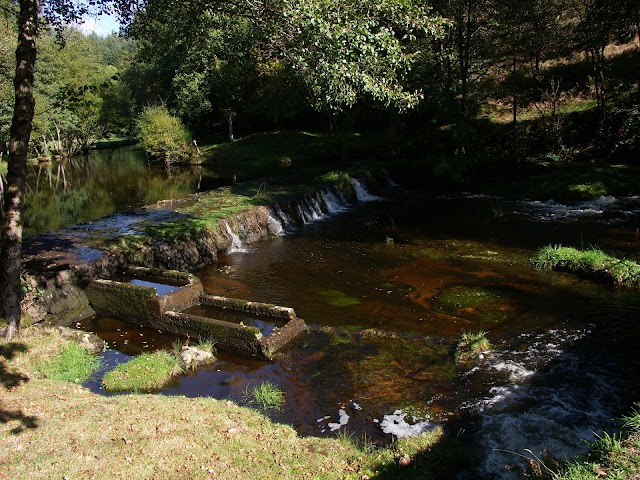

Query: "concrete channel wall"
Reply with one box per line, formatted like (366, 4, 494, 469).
(84, 267, 305, 359)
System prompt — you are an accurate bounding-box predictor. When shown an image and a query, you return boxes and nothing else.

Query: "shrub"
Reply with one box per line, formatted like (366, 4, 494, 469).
(135, 105, 194, 165)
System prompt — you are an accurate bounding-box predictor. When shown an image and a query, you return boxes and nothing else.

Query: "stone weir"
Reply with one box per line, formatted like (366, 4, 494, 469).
(85, 267, 306, 359)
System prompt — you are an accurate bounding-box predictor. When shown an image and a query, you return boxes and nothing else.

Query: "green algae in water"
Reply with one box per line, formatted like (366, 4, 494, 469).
(306, 328, 457, 418)
(320, 289, 361, 307)
(431, 285, 523, 324)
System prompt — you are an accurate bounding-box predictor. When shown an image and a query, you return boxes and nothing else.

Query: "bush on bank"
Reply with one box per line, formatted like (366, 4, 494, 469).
(136, 105, 195, 165)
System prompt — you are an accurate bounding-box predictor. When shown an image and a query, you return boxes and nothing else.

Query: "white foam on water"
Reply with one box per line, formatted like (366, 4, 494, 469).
(350, 178, 381, 202)
(225, 224, 247, 253)
(328, 409, 350, 431)
(461, 327, 627, 479)
(511, 195, 628, 222)
(379, 410, 436, 438)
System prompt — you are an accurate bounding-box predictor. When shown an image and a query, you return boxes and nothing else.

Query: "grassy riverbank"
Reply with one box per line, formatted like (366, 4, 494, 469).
(532, 245, 640, 286)
(1, 328, 464, 479)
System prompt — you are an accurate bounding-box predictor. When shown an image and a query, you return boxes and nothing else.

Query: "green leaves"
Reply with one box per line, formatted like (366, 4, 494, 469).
(135, 104, 194, 165)
(271, 0, 446, 113)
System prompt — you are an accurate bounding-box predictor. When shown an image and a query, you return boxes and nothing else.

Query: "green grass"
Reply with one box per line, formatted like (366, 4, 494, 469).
(2, 327, 469, 479)
(532, 245, 640, 286)
(37, 341, 101, 383)
(244, 381, 285, 411)
(455, 330, 491, 363)
(0, 160, 7, 176)
(101, 350, 183, 392)
(523, 164, 640, 201)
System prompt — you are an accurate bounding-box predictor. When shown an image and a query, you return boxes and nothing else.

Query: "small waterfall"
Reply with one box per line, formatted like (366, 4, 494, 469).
(334, 187, 349, 205)
(266, 209, 284, 236)
(297, 204, 311, 224)
(381, 169, 398, 187)
(273, 204, 293, 231)
(302, 199, 321, 221)
(320, 188, 347, 213)
(225, 224, 247, 253)
(309, 197, 325, 218)
(350, 178, 381, 202)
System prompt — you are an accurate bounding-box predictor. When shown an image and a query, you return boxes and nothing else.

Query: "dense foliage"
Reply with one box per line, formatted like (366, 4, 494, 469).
(135, 104, 194, 164)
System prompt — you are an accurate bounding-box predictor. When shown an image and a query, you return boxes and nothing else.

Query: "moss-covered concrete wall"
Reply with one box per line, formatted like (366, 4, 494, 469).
(159, 311, 266, 356)
(85, 279, 157, 327)
(259, 317, 306, 358)
(200, 293, 297, 320)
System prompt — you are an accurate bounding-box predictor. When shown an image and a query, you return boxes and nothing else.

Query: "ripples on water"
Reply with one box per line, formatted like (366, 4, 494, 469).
(80, 188, 640, 478)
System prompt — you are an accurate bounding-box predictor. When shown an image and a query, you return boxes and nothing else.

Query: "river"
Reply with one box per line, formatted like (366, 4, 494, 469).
(79, 182, 640, 478)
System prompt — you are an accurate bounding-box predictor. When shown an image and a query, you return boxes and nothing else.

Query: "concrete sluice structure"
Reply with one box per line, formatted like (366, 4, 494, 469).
(85, 267, 305, 359)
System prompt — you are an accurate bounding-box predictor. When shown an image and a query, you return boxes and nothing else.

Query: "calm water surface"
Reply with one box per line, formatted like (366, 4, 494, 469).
(80, 189, 640, 478)
(24, 146, 249, 237)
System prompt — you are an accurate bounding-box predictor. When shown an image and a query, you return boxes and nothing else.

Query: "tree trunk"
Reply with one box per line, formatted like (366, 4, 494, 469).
(1, 0, 39, 340)
(512, 51, 519, 163)
(227, 114, 235, 142)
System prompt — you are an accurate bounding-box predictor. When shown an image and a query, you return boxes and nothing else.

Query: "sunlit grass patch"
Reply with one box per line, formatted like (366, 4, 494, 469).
(244, 381, 285, 411)
(455, 330, 491, 363)
(37, 341, 101, 384)
(532, 245, 640, 286)
(102, 350, 183, 392)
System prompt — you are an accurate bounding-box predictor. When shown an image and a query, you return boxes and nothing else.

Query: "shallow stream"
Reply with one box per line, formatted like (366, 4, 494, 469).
(79, 187, 640, 478)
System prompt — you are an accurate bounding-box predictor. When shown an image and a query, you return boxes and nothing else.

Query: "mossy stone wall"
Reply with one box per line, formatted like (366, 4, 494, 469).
(85, 279, 157, 327)
(159, 311, 266, 356)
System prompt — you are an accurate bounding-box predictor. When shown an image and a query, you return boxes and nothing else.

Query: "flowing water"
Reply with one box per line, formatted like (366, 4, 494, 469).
(79, 184, 640, 478)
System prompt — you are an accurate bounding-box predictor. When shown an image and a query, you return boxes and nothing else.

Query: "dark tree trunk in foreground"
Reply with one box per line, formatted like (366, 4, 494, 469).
(1, 0, 39, 340)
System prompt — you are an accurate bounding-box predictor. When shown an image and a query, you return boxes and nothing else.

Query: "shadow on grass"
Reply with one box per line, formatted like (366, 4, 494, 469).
(0, 342, 39, 434)
(370, 427, 471, 480)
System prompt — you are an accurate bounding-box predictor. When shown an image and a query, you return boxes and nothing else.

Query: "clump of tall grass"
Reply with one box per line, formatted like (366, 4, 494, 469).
(244, 381, 285, 411)
(38, 341, 101, 383)
(455, 330, 491, 363)
(532, 245, 640, 286)
(102, 350, 183, 392)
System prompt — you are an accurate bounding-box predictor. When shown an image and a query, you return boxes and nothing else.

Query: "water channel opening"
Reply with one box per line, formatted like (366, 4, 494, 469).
(183, 304, 286, 336)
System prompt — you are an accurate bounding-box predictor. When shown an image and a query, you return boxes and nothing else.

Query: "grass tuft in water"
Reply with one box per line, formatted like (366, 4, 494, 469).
(244, 381, 285, 411)
(455, 330, 491, 363)
(39, 341, 101, 383)
(102, 350, 183, 392)
(532, 245, 640, 286)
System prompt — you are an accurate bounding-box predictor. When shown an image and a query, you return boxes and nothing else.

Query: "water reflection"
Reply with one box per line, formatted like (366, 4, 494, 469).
(23, 147, 230, 237)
